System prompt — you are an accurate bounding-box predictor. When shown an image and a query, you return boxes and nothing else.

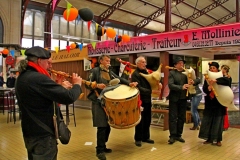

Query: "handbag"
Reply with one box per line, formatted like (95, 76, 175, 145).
(53, 102, 71, 144)
(54, 102, 71, 144)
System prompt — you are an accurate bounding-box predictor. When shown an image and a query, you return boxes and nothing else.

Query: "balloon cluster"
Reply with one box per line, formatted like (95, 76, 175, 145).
(63, 7, 94, 22)
(63, 7, 131, 44)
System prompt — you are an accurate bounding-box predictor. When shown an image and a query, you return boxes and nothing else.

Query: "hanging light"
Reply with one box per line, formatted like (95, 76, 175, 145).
(171, 0, 177, 6)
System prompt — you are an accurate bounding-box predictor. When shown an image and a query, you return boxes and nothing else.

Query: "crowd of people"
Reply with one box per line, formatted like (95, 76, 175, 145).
(11, 46, 233, 160)
(0, 71, 16, 88)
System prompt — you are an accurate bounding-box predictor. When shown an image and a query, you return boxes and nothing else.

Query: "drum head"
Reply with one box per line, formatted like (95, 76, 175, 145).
(104, 85, 138, 99)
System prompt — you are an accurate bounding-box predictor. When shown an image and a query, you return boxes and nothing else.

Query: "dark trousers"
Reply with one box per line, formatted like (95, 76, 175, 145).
(96, 125, 111, 154)
(24, 135, 58, 160)
(169, 99, 187, 138)
(134, 102, 152, 141)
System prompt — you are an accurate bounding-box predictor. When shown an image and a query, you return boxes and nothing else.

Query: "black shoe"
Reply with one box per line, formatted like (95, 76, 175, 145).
(135, 141, 142, 147)
(168, 137, 175, 144)
(104, 148, 112, 153)
(142, 139, 154, 144)
(96, 153, 106, 160)
(175, 137, 185, 143)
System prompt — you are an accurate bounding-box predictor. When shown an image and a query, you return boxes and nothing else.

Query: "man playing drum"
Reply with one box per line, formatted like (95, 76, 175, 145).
(85, 55, 137, 160)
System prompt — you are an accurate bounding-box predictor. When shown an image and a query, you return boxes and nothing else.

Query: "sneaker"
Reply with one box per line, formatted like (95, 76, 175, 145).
(104, 148, 112, 153)
(175, 137, 185, 143)
(135, 141, 142, 147)
(96, 153, 106, 160)
(168, 137, 175, 144)
(142, 139, 154, 144)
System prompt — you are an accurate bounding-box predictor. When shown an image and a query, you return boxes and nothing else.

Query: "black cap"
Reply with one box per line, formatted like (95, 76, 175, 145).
(173, 57, 186, 65)
(25, 46, 51, 59)
(208, 61, 219, 69)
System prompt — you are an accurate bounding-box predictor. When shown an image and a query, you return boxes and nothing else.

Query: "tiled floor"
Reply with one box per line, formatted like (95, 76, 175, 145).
(0, 107, 240, 160)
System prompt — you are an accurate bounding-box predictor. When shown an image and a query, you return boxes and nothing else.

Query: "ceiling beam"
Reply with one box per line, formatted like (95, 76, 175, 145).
(135, 0, 185, 31)
(138, 0, 203, 29)
(182, 1, 220, 23)
(95, 0, 129, 26)
(207, 11, 236, 26)
(86, 0, 166, 26)
(173, 0, 229, 29)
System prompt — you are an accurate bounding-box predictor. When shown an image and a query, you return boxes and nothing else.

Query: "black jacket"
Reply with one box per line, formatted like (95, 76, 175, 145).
(6, 77, 16, 88)
(86, 67, 130, 102)
(131, 68, 151, 103)
(16, 66, 82, 137)
(203, 76, 229, 115)
(168, 69, 188, 102)
(0, 76, 5, 87)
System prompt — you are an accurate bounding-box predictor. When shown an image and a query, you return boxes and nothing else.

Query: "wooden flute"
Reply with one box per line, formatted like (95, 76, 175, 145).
(50, 69, 97, 88)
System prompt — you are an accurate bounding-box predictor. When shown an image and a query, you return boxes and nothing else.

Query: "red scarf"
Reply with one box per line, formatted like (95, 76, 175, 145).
(209, 90, 215, 99)
(28, 61, 50, 78)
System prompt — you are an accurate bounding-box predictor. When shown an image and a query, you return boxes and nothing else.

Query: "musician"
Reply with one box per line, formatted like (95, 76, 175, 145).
(168, 57, 190, 144)
(199, 62, 230, 147)
(15, 46, 82, 160)
(85, 54, 137, 160)
(131, 56, 158, 147)
(221, 65, 232, 131)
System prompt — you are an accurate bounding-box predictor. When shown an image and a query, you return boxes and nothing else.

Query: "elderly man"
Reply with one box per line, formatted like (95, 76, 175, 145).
(15, 46, 82, 160)
(131, 56, 159, 147)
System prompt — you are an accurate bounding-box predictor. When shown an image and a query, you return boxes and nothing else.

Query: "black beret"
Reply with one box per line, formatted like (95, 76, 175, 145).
(25, 46, 51, 59)
(173, 57, 186, 65)
(208, 61, 219, 69)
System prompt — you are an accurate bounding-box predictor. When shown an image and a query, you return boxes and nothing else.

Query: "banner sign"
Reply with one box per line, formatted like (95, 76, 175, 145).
(51, 47, 88, 63)
(87, 23, 240, 57)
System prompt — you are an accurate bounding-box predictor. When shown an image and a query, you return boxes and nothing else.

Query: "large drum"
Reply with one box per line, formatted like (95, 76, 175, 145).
(103, 85, 141, 129)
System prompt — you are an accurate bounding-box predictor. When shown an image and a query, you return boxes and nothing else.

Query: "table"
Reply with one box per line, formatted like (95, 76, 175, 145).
(151, 100, 169, 125)
(0, 87, 16, 123)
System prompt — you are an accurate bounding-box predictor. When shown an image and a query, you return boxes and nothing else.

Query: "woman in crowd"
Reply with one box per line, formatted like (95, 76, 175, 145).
(221, 65, 232, 131)
(198, 62, 230, 147)
(189, 75, 202, 130)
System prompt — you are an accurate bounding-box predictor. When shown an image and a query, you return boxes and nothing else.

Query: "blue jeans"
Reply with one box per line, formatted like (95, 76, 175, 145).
(191, 95, 202, 127)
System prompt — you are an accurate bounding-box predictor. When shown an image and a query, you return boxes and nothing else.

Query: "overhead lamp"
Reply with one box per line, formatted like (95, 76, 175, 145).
(171, 0, 177, 6)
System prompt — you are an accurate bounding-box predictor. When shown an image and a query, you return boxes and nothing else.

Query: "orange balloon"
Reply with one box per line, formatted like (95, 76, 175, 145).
(70, 43, 76, 49)
(63, 8, 78, 21)
(2, 49, 9, 55)
(122, 34, 130, 42)
(106, 28, 116, 39)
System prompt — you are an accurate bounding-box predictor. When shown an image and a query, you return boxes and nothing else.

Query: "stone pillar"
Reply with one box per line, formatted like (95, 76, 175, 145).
(0, 0, 21, 84)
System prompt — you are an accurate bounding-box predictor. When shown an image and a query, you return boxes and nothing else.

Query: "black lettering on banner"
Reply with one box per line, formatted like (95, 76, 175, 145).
(192, 40, 214, 47)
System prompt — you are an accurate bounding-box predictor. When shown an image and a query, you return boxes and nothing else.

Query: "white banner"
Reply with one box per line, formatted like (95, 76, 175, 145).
(119, 63, 126, 77)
